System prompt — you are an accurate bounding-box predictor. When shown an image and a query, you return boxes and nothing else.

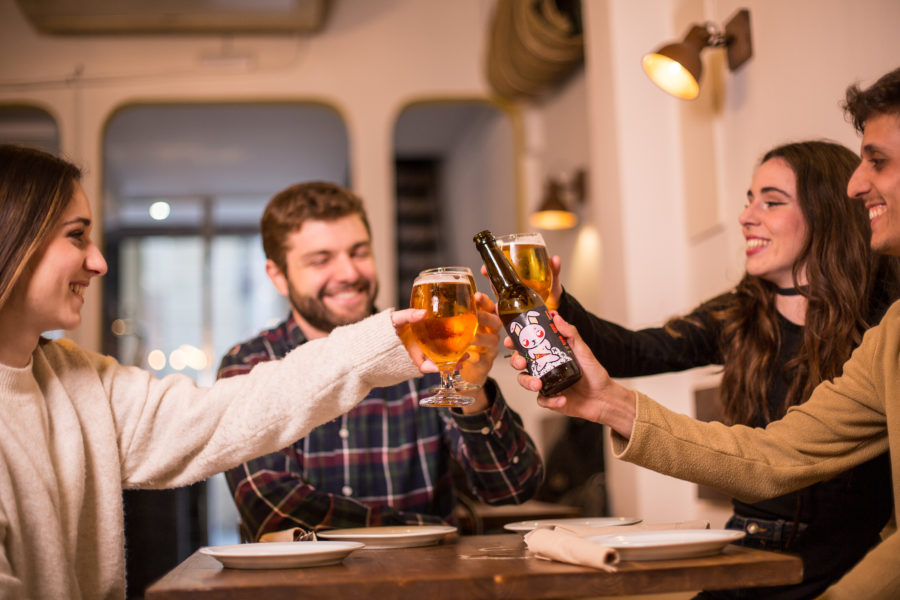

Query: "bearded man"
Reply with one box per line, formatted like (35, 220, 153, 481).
(217, 181, 542, 540)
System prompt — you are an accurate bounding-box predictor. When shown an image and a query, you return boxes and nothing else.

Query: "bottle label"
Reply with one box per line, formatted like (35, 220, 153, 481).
(507, 309, 574, 379)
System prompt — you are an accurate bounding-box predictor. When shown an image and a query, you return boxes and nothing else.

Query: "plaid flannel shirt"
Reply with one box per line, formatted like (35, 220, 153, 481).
(217, 313, 543, 541)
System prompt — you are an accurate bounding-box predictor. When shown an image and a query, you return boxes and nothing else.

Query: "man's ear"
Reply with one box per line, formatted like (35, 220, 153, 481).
(265, 259, 290, 298)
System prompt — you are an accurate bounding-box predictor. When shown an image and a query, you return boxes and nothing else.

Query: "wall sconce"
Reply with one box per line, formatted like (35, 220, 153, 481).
(641, 8, 752, 100)
(530, 169, 586, 230)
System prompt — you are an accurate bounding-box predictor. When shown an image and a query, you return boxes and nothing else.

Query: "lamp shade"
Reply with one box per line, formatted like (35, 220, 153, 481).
(642, 25, 710, 100)
(530, 209, 577, 230)
(530, 178, 578, 230)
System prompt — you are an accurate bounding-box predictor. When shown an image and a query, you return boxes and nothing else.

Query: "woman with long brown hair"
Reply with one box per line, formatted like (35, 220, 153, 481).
(0, 144, 431, 598)
(553, 140, 898, 599)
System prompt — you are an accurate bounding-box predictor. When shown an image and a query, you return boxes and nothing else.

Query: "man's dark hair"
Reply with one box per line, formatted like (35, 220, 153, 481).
(843, 67, 900, 133)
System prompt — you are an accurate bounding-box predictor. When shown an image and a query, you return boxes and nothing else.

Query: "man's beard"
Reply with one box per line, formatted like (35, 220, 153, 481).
(287, 279, 378, 334)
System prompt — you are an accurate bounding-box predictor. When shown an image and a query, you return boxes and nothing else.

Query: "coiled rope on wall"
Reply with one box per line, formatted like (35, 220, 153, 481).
(486, 0, 584, 100)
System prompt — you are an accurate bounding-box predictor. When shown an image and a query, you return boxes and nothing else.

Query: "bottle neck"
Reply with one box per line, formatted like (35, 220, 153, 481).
(475, 233, 521, 292)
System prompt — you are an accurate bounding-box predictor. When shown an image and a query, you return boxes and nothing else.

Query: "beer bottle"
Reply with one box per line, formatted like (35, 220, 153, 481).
(473, 230, 582, 395)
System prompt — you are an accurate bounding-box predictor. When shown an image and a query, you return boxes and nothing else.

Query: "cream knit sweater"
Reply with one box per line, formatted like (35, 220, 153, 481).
(613, 301, 900, 599)
(0, 309, 420, 599)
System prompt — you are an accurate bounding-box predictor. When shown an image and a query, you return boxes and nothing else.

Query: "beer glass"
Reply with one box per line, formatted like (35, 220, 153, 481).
(418, 267, 481, 392)
(410, 268, 479, 407)
(496, 232, 553, 306)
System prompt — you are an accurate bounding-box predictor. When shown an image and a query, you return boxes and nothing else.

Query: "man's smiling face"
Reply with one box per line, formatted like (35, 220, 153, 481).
(848, 113, 900, 256)
(273, 215, 378, 337)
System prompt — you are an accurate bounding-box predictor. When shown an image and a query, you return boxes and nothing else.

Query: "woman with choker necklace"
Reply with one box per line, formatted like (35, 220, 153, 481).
(553, 140, 900, 599)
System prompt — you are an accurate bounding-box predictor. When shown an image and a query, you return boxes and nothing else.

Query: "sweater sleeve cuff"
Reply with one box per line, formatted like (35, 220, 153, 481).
(610, 390, 653, 459)
(327, 309, 421, 387)
(449, 379, 501, 427)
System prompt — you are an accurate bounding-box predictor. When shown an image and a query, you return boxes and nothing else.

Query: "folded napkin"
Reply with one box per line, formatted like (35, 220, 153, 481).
(525, 526, 620, 571)
(259, 527, 317, 542)
(523, 520, 710, 572)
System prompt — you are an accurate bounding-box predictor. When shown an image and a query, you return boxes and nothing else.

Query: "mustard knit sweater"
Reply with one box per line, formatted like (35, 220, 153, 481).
(0, 309, 420, 599)
(614, 301, 900, 599)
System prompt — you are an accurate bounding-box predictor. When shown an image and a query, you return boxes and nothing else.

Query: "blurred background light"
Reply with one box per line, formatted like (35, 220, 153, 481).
(149, 201, 171, 221)
(147, 349, 166, 370)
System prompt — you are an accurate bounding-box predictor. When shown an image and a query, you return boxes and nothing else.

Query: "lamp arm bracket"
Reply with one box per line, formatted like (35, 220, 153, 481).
(704, 22, 728, 47)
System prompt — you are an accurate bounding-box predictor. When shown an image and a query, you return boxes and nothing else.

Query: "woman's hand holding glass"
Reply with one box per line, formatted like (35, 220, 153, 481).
(391, 307, 438, 374)
(508, 312, 637, 438)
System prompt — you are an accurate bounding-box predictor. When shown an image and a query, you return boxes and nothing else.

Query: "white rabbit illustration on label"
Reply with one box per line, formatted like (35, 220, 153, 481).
(509, 310, 571, 378)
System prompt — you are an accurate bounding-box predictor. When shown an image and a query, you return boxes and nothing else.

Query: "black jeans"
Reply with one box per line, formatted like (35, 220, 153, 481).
(723, 514, 807, 551)
(692, 515, 812, 600)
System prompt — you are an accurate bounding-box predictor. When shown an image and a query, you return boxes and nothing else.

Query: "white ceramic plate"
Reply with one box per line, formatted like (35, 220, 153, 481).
(317, 525, 457, 549)
(503, 516, 641, 533)
(586, 529, 746, 561)
(200, 541, 364, 569)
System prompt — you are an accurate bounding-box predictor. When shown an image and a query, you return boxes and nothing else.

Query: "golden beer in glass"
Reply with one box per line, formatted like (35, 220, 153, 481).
(496, 233, 552, 303)
(410, 269, 478, 407)
(417, 267, 481, 392)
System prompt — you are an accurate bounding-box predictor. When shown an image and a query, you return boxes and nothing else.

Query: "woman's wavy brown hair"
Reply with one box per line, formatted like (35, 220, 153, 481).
(676, 141, 895, 425)
(0, 144, 81, 310)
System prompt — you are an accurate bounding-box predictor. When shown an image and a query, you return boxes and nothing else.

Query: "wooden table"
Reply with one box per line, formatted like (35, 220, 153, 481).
(145, 534, 802, 599)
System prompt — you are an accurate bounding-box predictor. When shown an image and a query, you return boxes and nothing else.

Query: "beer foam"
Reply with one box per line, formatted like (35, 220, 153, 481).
(417, 273, 472, 284)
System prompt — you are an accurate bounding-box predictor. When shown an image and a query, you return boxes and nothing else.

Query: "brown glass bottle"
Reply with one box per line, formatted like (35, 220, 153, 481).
(473, 230, 582, 395)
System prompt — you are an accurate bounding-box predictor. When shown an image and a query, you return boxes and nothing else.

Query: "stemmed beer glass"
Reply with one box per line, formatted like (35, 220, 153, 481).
(496, 232, 554, 308)
(418, 267, 481, 393)
(409, 268, 479, 407)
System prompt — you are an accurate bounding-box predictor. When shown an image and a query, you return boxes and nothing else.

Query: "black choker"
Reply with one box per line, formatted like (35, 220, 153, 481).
(776, 286, 808, 296)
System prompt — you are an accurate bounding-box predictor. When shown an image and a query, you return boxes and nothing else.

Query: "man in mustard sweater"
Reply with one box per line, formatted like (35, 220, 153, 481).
(517, 67, 900, 600)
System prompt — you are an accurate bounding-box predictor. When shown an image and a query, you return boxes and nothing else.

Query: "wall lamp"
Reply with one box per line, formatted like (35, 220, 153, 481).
(530, 169, 587, 230)
(641, 8, 752, 100)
